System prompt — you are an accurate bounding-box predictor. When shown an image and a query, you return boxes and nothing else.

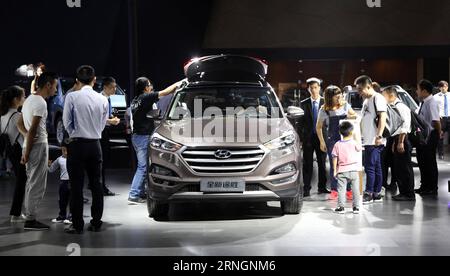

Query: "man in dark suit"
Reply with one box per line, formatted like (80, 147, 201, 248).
(300, 78, 329, 197)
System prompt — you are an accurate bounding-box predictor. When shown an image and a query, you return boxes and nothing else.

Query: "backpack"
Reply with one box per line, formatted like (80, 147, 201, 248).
(373, 99, 404, 138)
(0, 112, 20, 159)
(409, 110, 431, 147)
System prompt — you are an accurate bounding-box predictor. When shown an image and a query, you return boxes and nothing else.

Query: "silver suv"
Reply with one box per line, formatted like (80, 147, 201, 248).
(147, 55, 304, 218)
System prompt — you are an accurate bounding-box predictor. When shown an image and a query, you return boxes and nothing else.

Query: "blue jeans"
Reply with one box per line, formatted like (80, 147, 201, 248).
(364, 146, 384, 194)
(326, 142, 338, 191)
(129, 135, 151, 199)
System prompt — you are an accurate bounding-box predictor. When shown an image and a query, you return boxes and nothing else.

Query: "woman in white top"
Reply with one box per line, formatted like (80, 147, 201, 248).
(0, 86, 26, 222)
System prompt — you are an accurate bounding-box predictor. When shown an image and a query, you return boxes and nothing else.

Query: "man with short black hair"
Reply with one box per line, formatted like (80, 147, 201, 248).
(434, 80, 450, 159)
(17, 72, 58, 230)
(300, 77, 329, 197)
(355, 75, 388, 205)
(63, 65, 109, 234)
(416, 79, 441, 197)
(382, 86, 415, 201)
(100, 77, 120, 196)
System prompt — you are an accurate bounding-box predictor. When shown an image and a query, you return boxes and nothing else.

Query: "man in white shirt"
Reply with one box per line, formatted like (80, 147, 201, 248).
(382, 86, 415, 201)
(416, 79, 441, 197)
(433, 80, 449, 159)
(63, 65, 109, 234)
(355, 75, 387, 205)
(17, 72, 58, 231)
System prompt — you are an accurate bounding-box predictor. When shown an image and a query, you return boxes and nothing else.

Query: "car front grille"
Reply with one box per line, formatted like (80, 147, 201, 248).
(181, 147, 265, 174)
(178, 184, 268, 192)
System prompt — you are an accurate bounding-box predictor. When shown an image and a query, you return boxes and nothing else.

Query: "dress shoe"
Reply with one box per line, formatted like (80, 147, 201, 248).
(420, 190, 438, 197)
(304, 190, 311, 197)
(415, 188, 425, 194)
(392, 194, 416, 201)
(318, 189, 331, 194)
(87, 224, 102, 232)
(65, 225, 83, 235)
(104, 189, 116, 196)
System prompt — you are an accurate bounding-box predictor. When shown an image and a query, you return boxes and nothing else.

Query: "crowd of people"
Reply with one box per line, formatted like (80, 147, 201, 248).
(0, 65, 181, 233)
(301, 76, 444, 214)
(0, 64, 447, 232)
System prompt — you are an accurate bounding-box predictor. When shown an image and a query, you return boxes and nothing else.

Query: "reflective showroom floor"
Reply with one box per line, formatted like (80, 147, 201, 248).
(0, 154, 449, 256)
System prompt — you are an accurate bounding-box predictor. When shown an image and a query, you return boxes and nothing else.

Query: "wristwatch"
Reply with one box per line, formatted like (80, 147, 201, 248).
(376, 135, 383, 140)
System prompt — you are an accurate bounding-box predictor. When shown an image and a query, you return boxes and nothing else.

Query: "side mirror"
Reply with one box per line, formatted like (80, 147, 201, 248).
(286, 106, 304, 119)
(148, 109, 161, 119)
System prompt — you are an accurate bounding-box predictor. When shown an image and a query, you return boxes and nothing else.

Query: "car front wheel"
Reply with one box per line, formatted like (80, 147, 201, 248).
(147, 197, 169, 219)
(281, 189, 303, 215)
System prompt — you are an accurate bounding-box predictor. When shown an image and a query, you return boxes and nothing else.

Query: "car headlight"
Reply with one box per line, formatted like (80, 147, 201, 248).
(150, 133, 182, 152)
(264, 131, 296, 150)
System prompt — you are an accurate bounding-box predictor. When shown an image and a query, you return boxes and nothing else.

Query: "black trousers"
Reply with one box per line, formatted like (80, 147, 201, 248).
(8, 144, 27, 217)
(417, 130, 439, 192)
(438, 117, 450, 156)
(302, 134, 327, 192)
(392, 136, 415, 197)
(67, 140, 104, 230)
(58, 180, 70, 219)
(100, 128, 111, 192)
(382, 138, 396, 187)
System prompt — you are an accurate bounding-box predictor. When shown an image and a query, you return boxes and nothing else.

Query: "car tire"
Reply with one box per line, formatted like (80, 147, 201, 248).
(147, 197, 169, 219)
(281, 188, 303, 215)
(55, 116, 64, 146)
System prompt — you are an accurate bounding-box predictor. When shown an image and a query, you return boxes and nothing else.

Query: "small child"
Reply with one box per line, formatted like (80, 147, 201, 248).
(332, 121, 363, 214)
(48, 147, 71, 224)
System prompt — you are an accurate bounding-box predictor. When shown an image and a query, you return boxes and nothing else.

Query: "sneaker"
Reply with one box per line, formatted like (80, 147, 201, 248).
(346, 191, 353, 200)
(334, 207, 346, 214)
(24, 220, 50, 231)
(128, 197, 146, 205)
(363, 193, 373, 205)
(353, 207, 360, 214)
(10, 215, 26, 223)
(329, 191, 338, 200)
(373, 194, 383, 203)
(52, 216, 66, 224)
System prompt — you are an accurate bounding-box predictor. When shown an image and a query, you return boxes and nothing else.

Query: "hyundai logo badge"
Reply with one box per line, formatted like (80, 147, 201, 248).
(215, 149, 232, 159)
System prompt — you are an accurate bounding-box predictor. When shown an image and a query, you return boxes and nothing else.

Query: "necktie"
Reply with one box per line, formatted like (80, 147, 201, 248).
(445, 94, 448, 117)
(108, 97, 112, 118)
(312, 101, 318, 134)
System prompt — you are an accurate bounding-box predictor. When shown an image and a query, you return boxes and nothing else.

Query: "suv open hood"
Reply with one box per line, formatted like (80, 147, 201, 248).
(184, 55, 268, 83)
(156, 117, 294, 147)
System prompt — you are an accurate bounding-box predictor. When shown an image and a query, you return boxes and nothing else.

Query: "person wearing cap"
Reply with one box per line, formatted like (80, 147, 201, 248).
(434, 80, 450, 160)
(300, 78, 329, 197)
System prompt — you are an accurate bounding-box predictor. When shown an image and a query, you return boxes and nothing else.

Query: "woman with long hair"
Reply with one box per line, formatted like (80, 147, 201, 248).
(0, 86, 27, 222)
(316, 85, 357, 199)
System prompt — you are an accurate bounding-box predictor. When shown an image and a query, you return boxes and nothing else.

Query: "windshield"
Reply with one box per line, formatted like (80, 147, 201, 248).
(167, 87, 283, 120)
(347, 92, 364, 110)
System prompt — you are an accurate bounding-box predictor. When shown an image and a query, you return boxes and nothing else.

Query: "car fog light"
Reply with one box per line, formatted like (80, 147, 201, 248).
(274, 163, 296, 174)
